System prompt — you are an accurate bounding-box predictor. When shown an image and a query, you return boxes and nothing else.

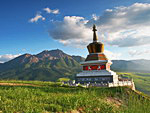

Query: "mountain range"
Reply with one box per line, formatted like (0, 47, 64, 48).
(0, 49, 150, 81)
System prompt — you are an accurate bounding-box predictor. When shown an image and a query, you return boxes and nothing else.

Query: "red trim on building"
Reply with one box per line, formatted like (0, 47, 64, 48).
(83, 65, 106, 71)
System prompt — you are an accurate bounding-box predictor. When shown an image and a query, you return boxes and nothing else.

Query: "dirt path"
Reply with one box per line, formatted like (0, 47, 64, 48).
(0, 83, 40, 87)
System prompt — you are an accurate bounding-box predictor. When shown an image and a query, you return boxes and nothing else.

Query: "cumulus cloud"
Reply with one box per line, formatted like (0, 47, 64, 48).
(43, 7, 59, 14)
(29, 14, 45, 23)
(49, 16, 91, 48)
(0, 54, 21, 63)
(91, 3, 150, 47)
(49, 3, 150, 48)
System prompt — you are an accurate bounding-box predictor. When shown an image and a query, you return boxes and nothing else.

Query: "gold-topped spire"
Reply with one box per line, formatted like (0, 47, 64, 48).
(87, 24, 104, 53)
(93, 24, 98, 42)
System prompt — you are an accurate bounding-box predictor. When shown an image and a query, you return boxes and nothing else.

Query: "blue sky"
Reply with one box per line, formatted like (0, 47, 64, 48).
(1, 0, 150, 62)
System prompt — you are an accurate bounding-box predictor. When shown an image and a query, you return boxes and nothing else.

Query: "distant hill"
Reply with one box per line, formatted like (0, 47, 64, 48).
(0, 49, 150, 81)
(111, 60, 150, 73)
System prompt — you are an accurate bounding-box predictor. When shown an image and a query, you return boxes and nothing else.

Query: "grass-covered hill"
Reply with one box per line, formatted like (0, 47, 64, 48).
(0, 49, 84, 81)
(0, 80, 149, 113)
(118, 72, 150, 95)
(0, 49, 150, 82)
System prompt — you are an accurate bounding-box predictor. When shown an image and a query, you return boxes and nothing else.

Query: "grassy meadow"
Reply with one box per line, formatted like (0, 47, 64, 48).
(118, 72, 150, 95)
(0, 80, 150, 113)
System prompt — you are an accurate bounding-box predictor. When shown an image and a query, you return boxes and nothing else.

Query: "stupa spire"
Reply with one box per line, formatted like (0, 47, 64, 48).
(87, 24, 104, 53)
(93, 24, 98, 42)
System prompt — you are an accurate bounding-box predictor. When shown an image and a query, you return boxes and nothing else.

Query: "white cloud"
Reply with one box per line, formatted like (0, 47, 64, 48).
(52, 9, 59, 14)
(104, 50, 121, 60)
(29, 7, 59, 23)
(29, 14, 45, 23)
(49, 3, 150, 48)
(43, 7, 59, 14)
(0, 54, 21, 63)
(88, 3, 150, 47)
(92, 14, 99, 21)
(128, 49, 150, 56)
(43, 7, 51, 13)
(49, 16, 91, 48)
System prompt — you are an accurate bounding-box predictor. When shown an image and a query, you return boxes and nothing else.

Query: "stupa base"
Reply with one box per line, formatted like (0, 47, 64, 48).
(76, 70, 118, 84)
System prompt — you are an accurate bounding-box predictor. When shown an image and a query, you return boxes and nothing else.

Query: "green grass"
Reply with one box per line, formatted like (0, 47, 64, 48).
(117, 72, 150, 95)
(0, 81, 150, 113)
(57, 77, 70, 82)
(0, 80, 62, 87)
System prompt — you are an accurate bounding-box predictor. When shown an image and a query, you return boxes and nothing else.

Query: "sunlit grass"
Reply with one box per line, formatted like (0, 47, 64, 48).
(117, 72, 150, 95)
(0, 81, 150, 113)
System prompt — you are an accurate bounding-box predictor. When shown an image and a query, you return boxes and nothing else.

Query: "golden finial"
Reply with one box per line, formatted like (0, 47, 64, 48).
(93, 24, 98, 42)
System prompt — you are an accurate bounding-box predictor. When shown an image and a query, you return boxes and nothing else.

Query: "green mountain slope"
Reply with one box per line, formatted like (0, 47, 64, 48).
(0, 49, 84, 81)
(118, 72, 150, 95)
